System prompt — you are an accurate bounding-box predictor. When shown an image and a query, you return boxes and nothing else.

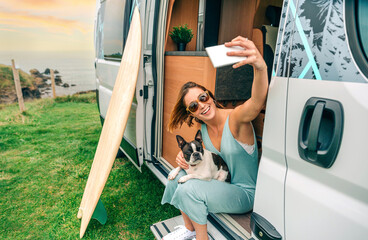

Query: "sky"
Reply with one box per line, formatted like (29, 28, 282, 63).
(0, 0, 96, 52)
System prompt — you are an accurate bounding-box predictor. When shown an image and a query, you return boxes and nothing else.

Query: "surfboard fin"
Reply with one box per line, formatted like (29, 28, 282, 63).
(91, 198, 107, 225)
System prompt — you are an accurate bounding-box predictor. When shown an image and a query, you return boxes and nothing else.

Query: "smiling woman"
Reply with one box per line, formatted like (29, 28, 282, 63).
(160, 35, 268, 240)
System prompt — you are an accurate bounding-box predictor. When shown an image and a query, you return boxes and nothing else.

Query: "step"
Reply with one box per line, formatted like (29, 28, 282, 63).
(150, 215, 229, 240)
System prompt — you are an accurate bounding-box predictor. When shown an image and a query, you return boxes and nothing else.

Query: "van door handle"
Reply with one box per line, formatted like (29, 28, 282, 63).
(307, 101, 325, 161)
(298, 97, 344, 168)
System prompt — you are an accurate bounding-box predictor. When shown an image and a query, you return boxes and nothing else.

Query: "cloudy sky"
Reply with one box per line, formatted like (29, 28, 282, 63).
(0, 0, 96, 52)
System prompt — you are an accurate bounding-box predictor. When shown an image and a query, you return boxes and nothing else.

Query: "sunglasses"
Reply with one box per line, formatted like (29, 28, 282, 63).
(186, 91, 210, 113)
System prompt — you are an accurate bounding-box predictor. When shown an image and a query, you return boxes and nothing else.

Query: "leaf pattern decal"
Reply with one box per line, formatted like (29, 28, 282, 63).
(288, 0, 366, 82)
(276, 0, 294, 77)
(300, 0, 333, 51)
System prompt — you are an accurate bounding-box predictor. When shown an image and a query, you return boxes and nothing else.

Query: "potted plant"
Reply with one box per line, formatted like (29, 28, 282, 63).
(169, 24, 194, 51)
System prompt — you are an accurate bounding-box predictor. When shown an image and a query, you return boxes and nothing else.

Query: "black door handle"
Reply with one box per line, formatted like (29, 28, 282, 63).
(307, 101, 325, 161)
(298, 97, 344, 168)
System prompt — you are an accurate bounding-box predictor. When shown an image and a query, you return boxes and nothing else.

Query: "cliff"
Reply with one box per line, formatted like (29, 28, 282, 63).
(0, 64, 68, 104)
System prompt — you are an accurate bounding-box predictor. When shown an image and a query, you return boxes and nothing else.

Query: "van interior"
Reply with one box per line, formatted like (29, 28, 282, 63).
(159, 0, 283, 234)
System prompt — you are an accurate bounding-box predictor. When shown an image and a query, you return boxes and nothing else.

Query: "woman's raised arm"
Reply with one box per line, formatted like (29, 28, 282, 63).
(225, 36, 269, 123)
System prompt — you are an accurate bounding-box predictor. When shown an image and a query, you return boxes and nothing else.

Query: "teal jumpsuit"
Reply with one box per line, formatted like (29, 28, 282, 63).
(161, 117, 258, 225)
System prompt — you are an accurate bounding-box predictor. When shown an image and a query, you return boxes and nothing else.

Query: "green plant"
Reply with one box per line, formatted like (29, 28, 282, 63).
(169, 24, 194, 44)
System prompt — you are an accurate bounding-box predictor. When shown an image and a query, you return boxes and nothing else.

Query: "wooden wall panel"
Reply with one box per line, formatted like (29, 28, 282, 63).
(162, 56, 216, 167)
(165, 0, 199, 51)
(252, 28, 263, 56)
(218, 0, 258, 43)
(165, 0, 176, 50)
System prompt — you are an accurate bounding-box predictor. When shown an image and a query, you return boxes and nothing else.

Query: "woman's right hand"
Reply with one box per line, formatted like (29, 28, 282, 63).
(176, 151, 189, 170)
(225, 36, 267, 71)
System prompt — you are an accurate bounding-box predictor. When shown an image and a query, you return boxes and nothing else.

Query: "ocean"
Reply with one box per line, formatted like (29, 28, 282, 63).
(0, 51, 96, 97)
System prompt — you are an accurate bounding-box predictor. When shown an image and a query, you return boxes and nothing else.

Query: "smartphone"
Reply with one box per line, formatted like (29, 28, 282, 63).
(205, 44, 247, 68)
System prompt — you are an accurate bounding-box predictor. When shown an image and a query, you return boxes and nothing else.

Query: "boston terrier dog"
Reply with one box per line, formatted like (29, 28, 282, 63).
(168, 130, 231, 183)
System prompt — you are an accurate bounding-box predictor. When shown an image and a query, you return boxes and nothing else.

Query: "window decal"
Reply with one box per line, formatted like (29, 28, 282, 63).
(289, 0, 322, 80)
(287, 0, 366, 82)
(275, 0, 294, 78)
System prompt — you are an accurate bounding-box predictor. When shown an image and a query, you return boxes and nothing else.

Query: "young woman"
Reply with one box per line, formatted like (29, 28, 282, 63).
(161, 36, 269, 240)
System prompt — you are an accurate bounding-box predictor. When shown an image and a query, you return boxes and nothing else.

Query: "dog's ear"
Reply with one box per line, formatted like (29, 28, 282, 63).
(176, 135, 186, 149)
(195, 130, 202, 143)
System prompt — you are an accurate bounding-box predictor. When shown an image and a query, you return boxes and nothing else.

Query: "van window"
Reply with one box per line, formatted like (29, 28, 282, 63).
(144, 0, 156, 51)
(357, 0, 368, 60)
(95, 4, 105, 59)
(102, 0, 132, 60)
(345, 0, 368, 79)
(286, 0, 367, 82)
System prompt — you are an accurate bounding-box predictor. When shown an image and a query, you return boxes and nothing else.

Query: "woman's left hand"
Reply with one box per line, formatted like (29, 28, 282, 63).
(225, 36, 267, 71)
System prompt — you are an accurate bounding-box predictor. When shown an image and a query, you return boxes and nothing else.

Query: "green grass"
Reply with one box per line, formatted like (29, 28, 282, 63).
(0, 64, 35, 89)
(0, 93, 179, 239)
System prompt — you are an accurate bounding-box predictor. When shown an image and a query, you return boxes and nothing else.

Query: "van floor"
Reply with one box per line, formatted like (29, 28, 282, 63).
(151, 215, 226, 240)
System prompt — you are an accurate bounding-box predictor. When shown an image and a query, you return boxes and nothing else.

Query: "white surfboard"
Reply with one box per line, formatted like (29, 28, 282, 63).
(77, 7, 142, 238)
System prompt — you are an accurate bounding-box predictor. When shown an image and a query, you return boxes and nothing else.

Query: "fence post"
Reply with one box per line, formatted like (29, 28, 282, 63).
(11, 59, 25, 113)
(50, 69, 56, 98)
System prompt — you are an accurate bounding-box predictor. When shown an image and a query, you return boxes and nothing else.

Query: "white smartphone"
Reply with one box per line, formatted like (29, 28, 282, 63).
(205, 44, 247, 68)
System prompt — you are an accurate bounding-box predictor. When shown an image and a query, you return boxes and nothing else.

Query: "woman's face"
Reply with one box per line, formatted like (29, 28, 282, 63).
(184, 87, 216, 121)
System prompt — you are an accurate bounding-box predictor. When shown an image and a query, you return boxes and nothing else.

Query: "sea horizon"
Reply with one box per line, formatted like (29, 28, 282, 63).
(0, 50, 96, 96)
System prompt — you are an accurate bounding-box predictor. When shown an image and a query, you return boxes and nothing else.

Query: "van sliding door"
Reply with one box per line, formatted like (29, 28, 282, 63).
(284, 0, 368, 239)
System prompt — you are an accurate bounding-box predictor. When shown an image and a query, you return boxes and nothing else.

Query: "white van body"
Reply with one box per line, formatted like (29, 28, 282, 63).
(94, 0, 368, 239)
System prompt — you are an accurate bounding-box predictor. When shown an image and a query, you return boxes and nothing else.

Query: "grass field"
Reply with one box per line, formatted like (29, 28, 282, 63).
(0, 93, 179, 239)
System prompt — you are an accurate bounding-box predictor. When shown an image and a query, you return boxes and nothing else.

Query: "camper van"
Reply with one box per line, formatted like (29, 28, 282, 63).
(94, 0, 368, 239)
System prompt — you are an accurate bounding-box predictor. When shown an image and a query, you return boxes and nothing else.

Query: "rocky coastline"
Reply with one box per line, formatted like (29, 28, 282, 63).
(0, 65, 76, 104)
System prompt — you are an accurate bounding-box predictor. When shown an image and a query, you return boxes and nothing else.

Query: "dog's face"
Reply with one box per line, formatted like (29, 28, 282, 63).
(176, 130, 204, 167)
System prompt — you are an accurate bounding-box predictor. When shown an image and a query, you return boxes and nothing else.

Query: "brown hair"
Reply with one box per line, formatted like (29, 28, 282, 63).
(167, 81, 223, 132)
